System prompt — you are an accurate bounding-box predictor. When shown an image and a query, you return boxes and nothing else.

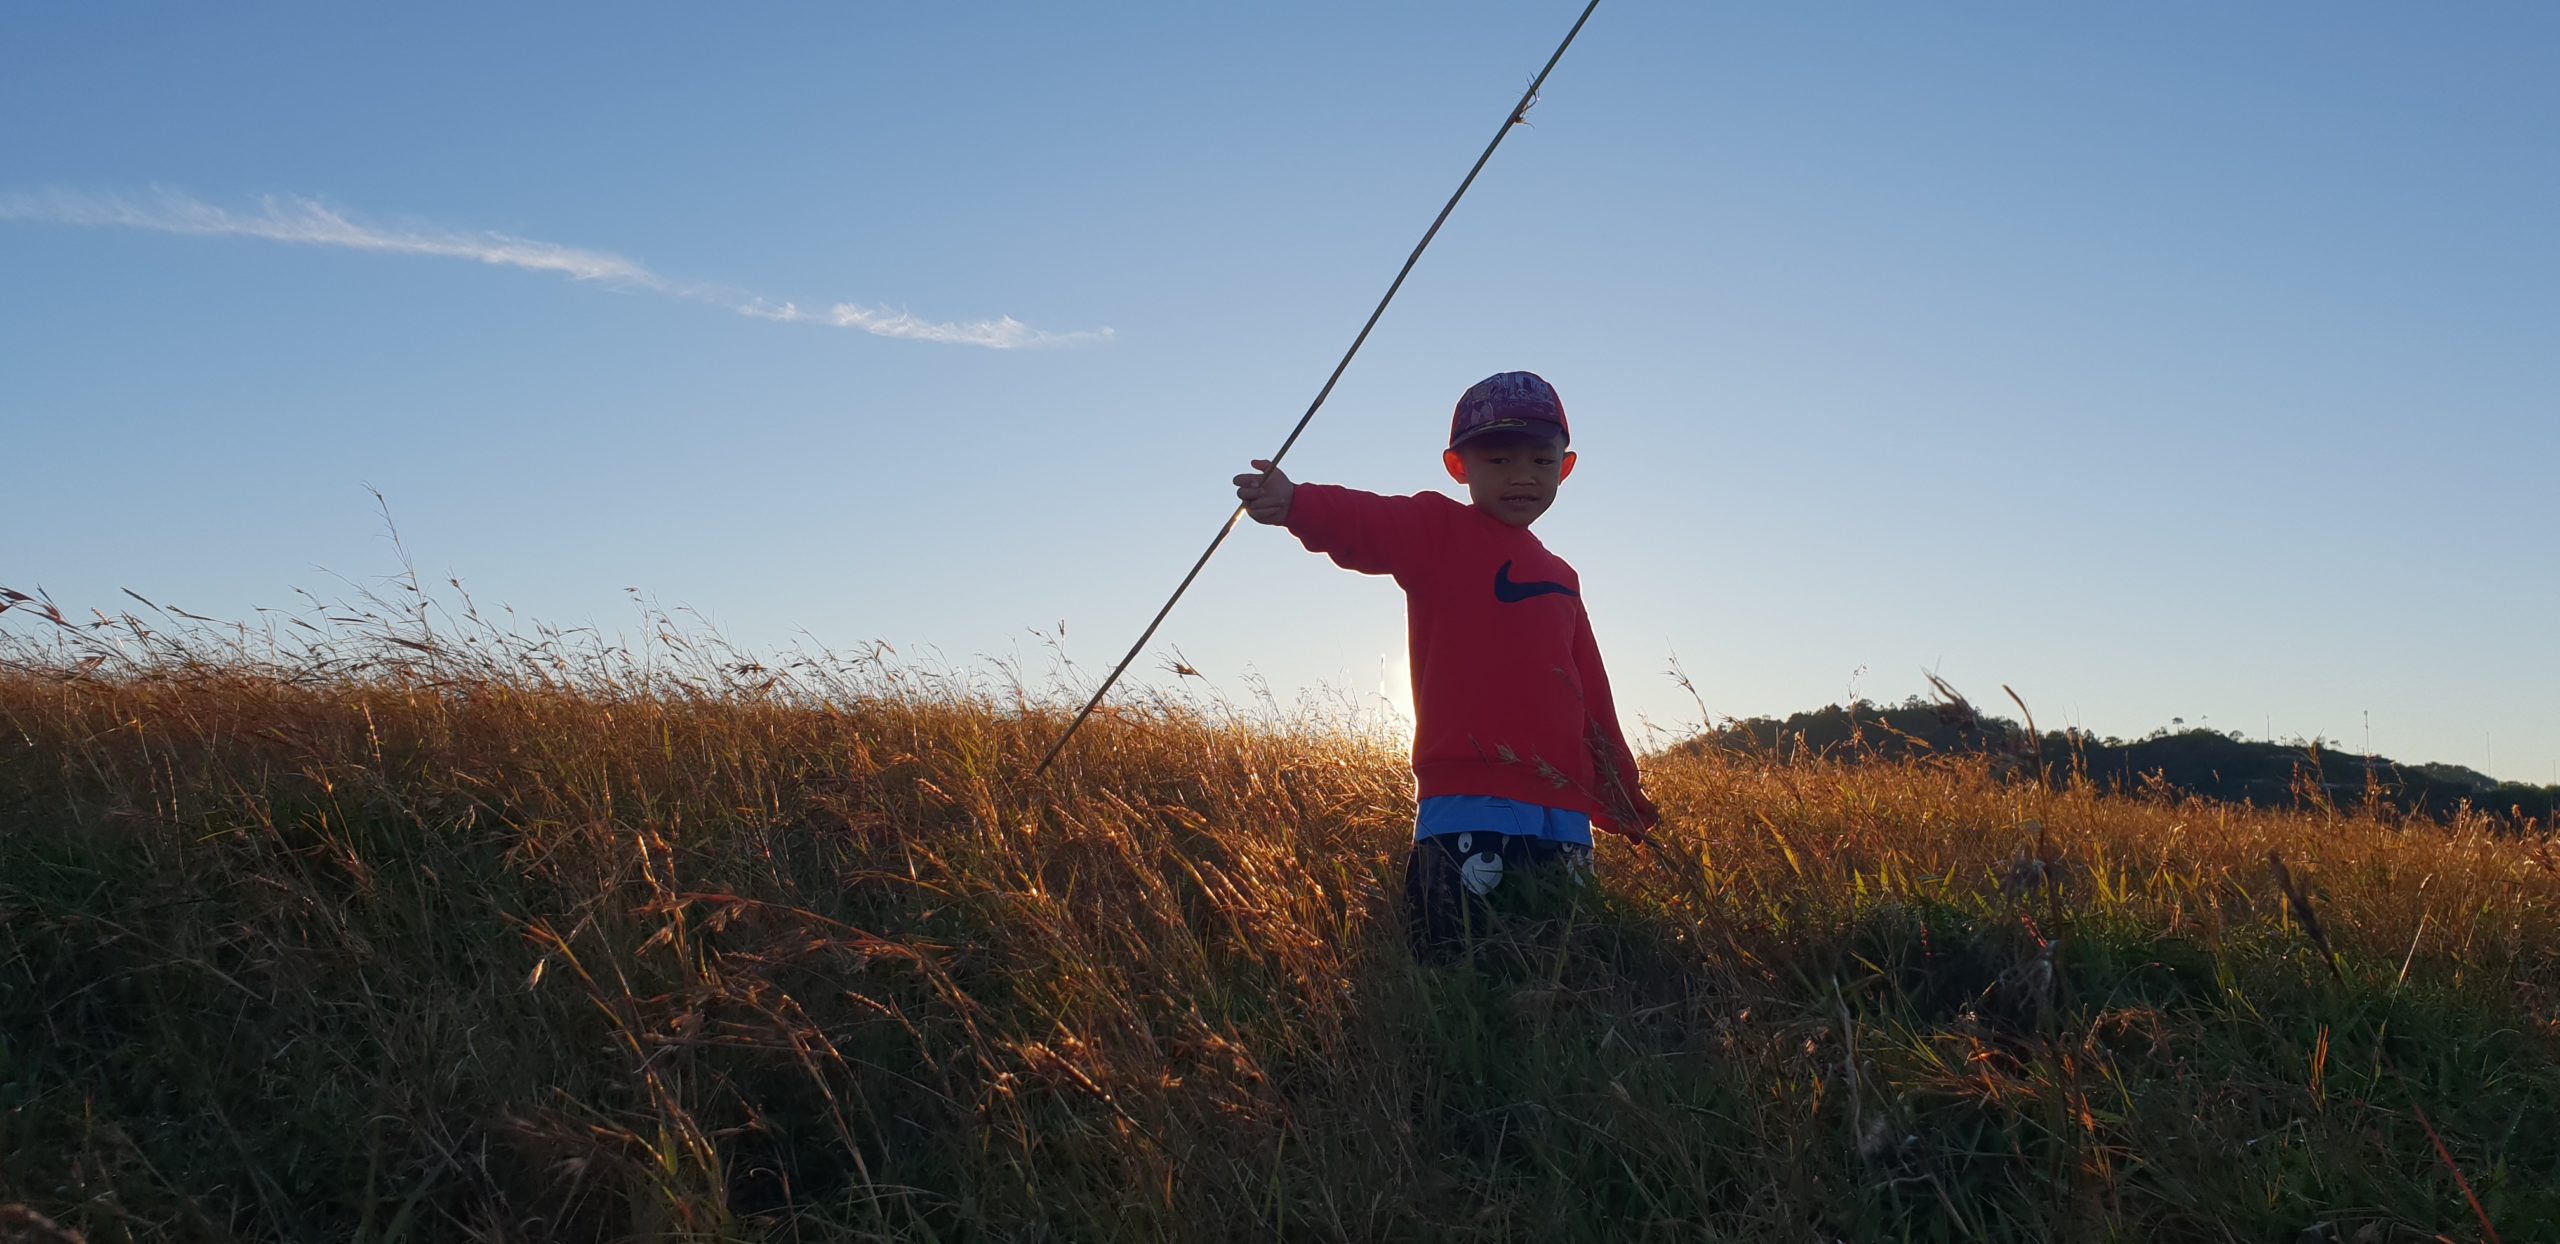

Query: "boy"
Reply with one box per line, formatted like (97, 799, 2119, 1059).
(1232, 370, 1659, 957)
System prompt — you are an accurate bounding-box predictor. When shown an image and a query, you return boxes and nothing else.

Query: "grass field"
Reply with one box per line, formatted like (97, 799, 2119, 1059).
(3, 592, 2555, 1241)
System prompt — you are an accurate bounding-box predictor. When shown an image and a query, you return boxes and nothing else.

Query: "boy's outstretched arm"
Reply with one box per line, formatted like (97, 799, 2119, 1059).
(1239, 463, 1444, 578)
(1233, 460, 1295, 525)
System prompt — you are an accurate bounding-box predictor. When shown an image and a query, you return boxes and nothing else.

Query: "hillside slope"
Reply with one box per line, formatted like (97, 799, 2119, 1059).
(1698, 697, 2557, 826)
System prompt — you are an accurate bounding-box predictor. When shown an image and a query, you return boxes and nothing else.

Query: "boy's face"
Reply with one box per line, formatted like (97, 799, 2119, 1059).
(1444, 431, 1575, 528)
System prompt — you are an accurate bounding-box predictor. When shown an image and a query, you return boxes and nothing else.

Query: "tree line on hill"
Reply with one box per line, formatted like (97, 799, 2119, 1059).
(1678, 694, 2557, 829)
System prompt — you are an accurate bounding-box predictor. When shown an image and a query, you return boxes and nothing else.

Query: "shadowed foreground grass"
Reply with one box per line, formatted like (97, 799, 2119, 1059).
(3, 609, 2557, 1241)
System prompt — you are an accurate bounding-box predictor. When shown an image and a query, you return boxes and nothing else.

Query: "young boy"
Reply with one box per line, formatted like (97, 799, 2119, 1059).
(1232, 370, 1659, 957)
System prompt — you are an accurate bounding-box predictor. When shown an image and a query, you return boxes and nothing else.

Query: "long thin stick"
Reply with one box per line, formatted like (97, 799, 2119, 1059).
(1034, 0, 1604, 776)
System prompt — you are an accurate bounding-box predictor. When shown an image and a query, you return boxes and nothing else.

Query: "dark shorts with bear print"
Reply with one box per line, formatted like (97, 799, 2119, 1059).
(1401, 825, 1594, 961)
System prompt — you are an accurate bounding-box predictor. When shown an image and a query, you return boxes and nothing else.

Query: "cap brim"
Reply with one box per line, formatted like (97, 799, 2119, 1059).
(1450, 417, 1566, 447)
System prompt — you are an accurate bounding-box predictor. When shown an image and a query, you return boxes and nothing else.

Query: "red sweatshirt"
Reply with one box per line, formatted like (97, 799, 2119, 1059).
(1284, 484, 1649, 837)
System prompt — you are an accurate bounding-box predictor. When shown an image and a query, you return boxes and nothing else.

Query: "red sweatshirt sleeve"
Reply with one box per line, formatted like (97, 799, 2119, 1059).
(1281, 485, 1450, 582)
(1574, 610, 1656, 840)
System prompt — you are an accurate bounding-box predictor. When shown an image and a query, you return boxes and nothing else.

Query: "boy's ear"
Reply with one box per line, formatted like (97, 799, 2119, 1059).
(1442, 449, 1468, 483)
(1559, 450, 1577, 481)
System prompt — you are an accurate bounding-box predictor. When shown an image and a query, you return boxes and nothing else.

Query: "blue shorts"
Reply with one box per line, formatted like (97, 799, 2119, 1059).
(1415, 795, 1592, 846)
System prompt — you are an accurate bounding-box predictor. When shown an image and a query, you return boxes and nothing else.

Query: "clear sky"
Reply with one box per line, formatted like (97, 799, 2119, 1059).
(5, 4, 2555, 782)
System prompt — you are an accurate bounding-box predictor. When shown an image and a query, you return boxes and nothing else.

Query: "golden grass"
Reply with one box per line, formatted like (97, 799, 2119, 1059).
(3, 589, 2556, 1241)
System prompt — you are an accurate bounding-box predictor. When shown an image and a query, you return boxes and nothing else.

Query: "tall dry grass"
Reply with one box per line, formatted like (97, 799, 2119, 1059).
(3, 581, 2556, 1241)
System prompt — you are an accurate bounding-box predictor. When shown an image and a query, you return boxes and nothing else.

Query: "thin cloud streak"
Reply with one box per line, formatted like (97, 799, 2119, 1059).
(0, 187, 1109, 350)
(1, 187, 661, 285)
(739, 300, 1112, 349)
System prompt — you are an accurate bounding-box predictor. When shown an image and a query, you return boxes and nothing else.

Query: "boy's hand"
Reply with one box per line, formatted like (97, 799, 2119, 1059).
(1233, 460, 1295, 525)
(1625, 790, 1662, 839)
(1595, 773, 1660, 840)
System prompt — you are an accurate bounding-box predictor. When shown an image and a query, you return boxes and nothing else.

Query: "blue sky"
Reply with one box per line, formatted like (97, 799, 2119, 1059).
(5, 4, 2555, 783)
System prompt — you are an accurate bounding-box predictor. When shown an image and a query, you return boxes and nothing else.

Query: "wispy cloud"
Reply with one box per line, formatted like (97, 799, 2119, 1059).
(0, 187, 665, 286)
(737, 300, 1106, 350)
(0, 186, 1111, 350)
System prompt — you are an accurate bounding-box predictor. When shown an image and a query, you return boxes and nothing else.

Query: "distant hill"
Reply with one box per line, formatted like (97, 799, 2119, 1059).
(1679, 696, 2558, 827)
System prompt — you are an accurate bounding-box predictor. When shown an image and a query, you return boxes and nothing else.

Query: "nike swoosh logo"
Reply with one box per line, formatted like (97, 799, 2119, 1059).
(1493, 560, 1578, 603)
